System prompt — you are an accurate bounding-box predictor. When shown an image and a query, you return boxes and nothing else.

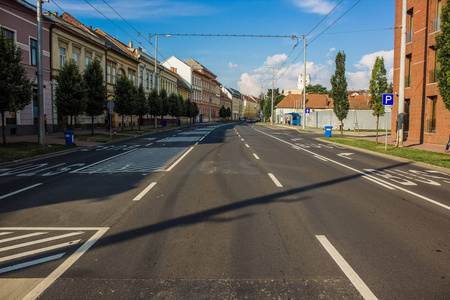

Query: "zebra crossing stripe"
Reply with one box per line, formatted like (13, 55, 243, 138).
(0, 232, 47, 244)
(0, 232, 83, 252)
(0, 239, 81, 263)
(0, 253, 65, 274)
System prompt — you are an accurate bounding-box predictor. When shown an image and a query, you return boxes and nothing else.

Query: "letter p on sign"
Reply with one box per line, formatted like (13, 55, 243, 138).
(382, 94, 394, 106)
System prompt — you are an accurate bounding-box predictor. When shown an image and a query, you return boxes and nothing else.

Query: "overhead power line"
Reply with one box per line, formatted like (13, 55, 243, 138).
(305, 0, 344, 38)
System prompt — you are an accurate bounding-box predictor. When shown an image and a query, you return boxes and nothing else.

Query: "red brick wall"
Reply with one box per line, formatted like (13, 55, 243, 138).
(393, 0, 450, 145)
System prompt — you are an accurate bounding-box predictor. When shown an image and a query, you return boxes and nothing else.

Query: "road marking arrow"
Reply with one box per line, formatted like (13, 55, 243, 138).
(337, 153, 354, 160)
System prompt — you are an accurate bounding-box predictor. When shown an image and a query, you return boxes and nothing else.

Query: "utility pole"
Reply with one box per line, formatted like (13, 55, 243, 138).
(154, 35, 158, 92)
(397, 0, 407, 147)
(37, 0, 47, 145)
(271, 66, 274, 125)
(209, 79, 212, 122)
(302, 35, 306, 130)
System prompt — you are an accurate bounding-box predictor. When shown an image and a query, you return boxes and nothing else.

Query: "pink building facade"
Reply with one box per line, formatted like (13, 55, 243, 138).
(0, 0, 53, 135)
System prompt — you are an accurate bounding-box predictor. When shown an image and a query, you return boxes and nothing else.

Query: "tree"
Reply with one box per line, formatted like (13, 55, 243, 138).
(226, 107, 231, 121)
(148, 88, 161, 129)
(159, 89, 169, 126)
(219, 105, 226, 121)
(113, 74, 133, 131)
(55, 59, 85, 129)
(0, 29, 32, 144)
(387, 82, 394, 93)
(175, 94, 185, 125)
(83, 59, 106, 135)
(168, 93, 178, 126)
(305, 84, 329, 95)
(266, 88, 280, 99)
(435, 2, 450, 110)
(369, 56, 388, 143)
(263, 98, 272, 120)
(185, 98, 193, 124)
(192, 101, 199, 123)
(135, 84, 148, 130)
(274, 94, 285, 106)
(330, 51, 349, 138)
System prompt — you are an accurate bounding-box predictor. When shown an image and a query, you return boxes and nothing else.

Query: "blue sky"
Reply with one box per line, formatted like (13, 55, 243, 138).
(42, 0, 395, 96)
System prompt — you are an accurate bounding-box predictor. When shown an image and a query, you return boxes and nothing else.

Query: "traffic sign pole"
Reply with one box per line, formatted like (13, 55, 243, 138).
(382, 94, 394, 151)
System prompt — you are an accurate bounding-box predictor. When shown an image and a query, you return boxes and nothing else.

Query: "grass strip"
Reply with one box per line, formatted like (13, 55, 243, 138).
(0, 142, 70, 163)
(319, 137, 450, 169)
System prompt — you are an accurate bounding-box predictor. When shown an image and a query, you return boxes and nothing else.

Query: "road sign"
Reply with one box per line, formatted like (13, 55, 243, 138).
(385, 105, 392, 113)
(305, 108, 311, 114)
(107, 101, 115, 114)
(260, 113, 263, 118)
(382, 94, 394, 106)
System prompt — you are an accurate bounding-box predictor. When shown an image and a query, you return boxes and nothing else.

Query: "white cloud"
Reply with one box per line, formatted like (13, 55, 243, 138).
(228, 62, 239, 68)
(327, 47, 336, 57)
(291, 0, 337, 14)
(347, 50, 394, 89)
(237, 54, 331, 96)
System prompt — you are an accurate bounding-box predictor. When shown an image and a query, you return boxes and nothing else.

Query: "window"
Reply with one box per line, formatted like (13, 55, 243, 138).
(86, 56, 91, 66)
(118, 68, 123, 77)
(30, 38, 37, 66)
(406, 54, 412, 87)
(107, 65, 111, 83)
(128, 72, 131, 80)
(74, 52, 79, 66)
(60, 47, 65, 67)
(140, 70, 143, 86)
(407, 9, 413, 43)
(133, 73, 136, 85)
(429, 47, 438, 83)
(113, 67, 116, 84)
(146, 72, 149, 89)
(2, 28, 14, 40)
(427, 96, 437, 133)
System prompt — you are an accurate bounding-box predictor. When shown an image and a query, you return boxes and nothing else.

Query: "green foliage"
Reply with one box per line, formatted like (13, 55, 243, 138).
(219, 105, 226, 119)
(387, 82, 394, 93)
(330, 51, 349, 137)
(275, 94, 285, 106)
(55, 59, 85, 127)
(84, 59, 106, 117)
(168, 93, 178, 118)
(0, 28, 32, 143)
(305, 84, 329, 94)
(263, 98, 272, 119)
(369, 56, 388, 117)
(226, 107, 231, 119)
(113, 74, 134, 130)
(135, 84, 148, 129)
(176, 94, 186, 120)
(159, 89, 169, 119)
(84, 59, 106, 134)
(266, 88, 280, 99)
(369, 56, 388, 143)
(148, 88, 160, 128)
(435, 2, 450, 110)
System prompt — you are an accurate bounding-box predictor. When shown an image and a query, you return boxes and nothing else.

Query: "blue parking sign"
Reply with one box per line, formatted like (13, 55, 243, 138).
(382, 94, 394, 106)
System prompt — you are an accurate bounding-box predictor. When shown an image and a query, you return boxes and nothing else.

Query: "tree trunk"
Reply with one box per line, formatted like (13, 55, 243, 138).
(91, 115, 94, 135)
(138, 115, 141, 131)
(376, 114, 379, 144)
(154, 115, 157, 129)
(1, 111, 6, 144)
(121, 115, 124, 131)
(131, 115, 134, 131)
(70, 115, 74, 130)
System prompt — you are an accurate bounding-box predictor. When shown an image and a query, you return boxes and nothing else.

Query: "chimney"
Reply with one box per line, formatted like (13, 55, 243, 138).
(170, 67, 177, 74)
(88, 26, 92, 30)
(129, 41, 133, 48)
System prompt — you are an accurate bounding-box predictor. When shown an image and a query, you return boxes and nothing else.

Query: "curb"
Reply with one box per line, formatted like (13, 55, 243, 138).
(317, 138, 450, 174)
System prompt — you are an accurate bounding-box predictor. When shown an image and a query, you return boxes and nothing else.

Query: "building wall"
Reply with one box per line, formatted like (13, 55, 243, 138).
(0, 0, 52, 135)
(393, 0, 450, 145)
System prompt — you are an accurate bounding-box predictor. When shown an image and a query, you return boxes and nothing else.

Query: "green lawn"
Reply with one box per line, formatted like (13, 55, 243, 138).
(0, 142, 70, 163)
(319, 137, 450, 169)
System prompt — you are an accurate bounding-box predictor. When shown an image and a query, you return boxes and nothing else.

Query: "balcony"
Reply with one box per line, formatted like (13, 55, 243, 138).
(429, 69, 438, 83)
(406, 30, 412, 43)
(430, 16, 441, 33)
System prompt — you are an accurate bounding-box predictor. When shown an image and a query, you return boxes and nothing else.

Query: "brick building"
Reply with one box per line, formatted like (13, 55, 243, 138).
(393, 0, 450, 145)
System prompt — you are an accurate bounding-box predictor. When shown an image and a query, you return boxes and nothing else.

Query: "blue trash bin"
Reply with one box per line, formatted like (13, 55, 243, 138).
(64, 130, 74, 146)
(163, 120, 167, 127)
(324, 126, 333, 137)
(177, 119, 181, 126)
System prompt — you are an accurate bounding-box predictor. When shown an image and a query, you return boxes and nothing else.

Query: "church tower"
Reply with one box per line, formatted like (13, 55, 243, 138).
(298, 74, 311, 90)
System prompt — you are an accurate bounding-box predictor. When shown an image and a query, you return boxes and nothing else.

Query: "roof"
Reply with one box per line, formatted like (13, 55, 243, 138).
(176, 74, 191, 90)
(185, 58, 216, 77)
(276, 94, 331, 109)
(93, 28, 137, 60)
(224, 87, 241, 98)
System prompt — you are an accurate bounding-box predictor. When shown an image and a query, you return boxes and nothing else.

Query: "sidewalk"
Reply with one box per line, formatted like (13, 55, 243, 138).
(2, 125, 159, 148)
(276, 124, 449, 154)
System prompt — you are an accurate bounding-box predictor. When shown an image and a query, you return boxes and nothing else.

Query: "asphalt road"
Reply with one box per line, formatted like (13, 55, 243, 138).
(0, 123, 449, 299)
